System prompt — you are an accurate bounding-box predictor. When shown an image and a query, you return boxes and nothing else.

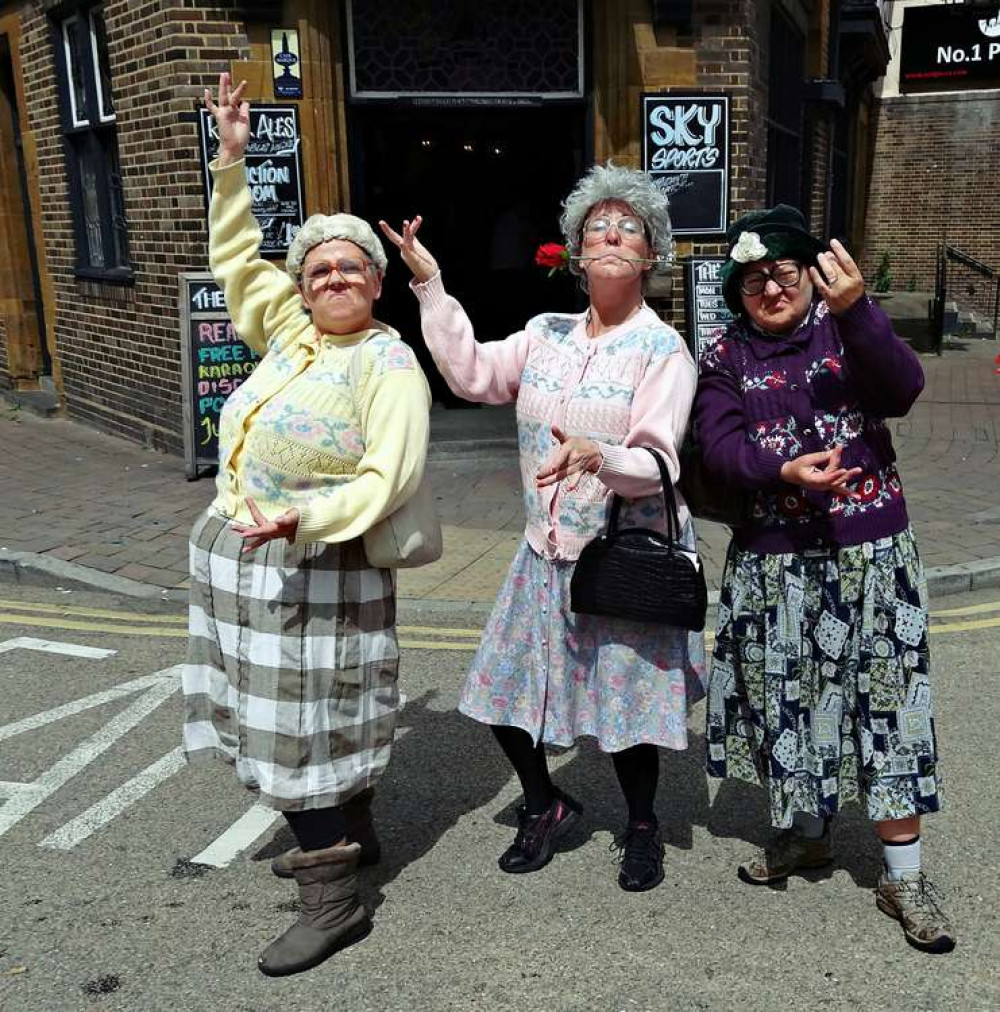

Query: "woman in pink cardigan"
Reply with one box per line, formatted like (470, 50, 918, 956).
(380, 166, 705, 892)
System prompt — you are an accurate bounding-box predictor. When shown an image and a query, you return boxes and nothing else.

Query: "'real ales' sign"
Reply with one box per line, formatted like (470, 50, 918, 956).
(900, 5, 1000, 93)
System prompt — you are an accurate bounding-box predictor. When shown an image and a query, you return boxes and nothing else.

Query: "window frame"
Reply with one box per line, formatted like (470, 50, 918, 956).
(52, 1, 132, 283)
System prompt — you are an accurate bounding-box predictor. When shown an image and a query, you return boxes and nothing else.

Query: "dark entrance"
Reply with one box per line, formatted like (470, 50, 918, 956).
(350, 103, 587, 403)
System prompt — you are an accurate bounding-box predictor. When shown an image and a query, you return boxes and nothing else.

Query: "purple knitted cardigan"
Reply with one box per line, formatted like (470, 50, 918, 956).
(693, 295, 924, 554)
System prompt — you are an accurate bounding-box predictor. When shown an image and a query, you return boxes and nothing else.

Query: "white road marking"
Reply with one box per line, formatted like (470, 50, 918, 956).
(0, 671, 181, 840)
(0, 669, 177, 744)
(0, 636, 116, 659)
(0, 782, 30, 798)
(39, 747, 187, 852)
(190, 805, 282, 869)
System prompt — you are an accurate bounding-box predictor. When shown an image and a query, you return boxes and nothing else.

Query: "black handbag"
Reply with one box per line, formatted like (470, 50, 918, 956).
(570, 447, 708, 632)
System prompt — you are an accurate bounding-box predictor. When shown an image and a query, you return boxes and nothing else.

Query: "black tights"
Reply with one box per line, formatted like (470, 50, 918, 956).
(491, 725, 659, 824)
(284, 806, 347, 852)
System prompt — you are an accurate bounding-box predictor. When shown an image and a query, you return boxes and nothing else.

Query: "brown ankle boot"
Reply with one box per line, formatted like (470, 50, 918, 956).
(271, 789, 380, 879)
(258, 842, 371, 977)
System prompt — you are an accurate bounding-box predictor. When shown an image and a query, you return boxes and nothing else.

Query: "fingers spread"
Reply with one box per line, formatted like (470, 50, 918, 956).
(378, 220, 403, 245)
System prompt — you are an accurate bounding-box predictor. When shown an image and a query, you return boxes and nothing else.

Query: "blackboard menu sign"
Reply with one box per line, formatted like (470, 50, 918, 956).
(900, 6, 1000, 94)
(179, 273, 262, 479)
(684, 256, 735, 367)
(641, 93, 729, 236)
(198, 105, 306, 256)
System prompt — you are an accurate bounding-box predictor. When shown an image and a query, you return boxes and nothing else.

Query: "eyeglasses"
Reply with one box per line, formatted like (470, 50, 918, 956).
(304, 257, 373, 285)
(582, 215, 646, 240)
(740, 263, 802, 296)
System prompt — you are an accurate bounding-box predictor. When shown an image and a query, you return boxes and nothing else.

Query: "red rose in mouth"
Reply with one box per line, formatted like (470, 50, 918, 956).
(535, 242, 569, 270)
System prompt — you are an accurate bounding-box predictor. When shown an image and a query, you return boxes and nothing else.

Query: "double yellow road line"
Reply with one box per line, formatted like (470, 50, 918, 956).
(0, 597, 481, 652)
(0, 596, 997, 650)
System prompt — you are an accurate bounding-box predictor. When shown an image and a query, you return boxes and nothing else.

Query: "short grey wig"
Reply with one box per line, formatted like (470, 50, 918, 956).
(286, 213, 388, 284)
(559, 163, 674, 281)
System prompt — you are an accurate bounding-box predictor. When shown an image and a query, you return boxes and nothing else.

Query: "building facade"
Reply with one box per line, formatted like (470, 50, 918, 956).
(0, 0, 889, 453)
(862, 0, 1000, 314)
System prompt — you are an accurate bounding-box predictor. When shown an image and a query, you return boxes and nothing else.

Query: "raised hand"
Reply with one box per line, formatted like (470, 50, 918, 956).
(203, 72, 250, 166)
(809, 238, 865, 316)
(536, 425, 602, 489)
(378, 216, 440, 283)
(779, 446, 862, 496)
(231, 497, 300, 552)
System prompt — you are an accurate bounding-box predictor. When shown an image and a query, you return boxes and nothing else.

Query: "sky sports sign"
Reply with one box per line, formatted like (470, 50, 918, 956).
(900, 5, 1000, 93)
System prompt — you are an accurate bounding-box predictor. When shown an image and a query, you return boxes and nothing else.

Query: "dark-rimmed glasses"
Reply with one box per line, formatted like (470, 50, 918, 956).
(740, 262, 802, 297)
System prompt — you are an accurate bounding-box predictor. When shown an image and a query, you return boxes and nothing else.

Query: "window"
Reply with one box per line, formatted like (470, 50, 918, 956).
(54, 4, 130, 279)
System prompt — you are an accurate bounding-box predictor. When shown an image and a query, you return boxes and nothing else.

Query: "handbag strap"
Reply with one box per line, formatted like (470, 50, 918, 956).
(607, 446, 682, 545)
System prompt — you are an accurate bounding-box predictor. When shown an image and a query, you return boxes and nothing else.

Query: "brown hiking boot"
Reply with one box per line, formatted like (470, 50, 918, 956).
(258, 842, 371, 977)
(272, 789, 380, 879)
(875, 872, 956, 954)
(737, 826, 833, 885)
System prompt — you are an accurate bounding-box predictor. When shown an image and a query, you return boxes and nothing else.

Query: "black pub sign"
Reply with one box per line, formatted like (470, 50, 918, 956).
(900, 5, 1000, 93)
(198, 104, 306, 255)
(641, 93, 729, 236)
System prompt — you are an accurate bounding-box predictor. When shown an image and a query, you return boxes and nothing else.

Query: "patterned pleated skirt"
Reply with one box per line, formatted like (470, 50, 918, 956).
(182, 510, 400, 811)
(706, 527, 943, 829)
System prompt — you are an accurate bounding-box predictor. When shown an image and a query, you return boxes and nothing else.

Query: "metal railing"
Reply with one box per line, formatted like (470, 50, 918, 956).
(931, 243, 1000, 354)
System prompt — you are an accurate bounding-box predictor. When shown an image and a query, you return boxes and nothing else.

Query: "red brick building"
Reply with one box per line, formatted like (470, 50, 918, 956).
(0, 0, 889, 453)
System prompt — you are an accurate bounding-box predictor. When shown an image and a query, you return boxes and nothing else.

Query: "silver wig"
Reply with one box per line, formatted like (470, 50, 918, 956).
(559, 163, 674, 283)
(286, 212, 388, 285)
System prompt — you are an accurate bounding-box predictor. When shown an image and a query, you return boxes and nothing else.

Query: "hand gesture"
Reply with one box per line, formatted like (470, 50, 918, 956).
(231, 497, 300, 553)
(809, 239, 865, 316)
(203, 72, 250, 166)
(378, 216, 440, 284)
(536, 425, 602, 489)
(779, 446, 862, 497)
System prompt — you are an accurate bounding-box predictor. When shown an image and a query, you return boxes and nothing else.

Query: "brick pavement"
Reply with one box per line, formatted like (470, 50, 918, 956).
(2, 339, 999, 603)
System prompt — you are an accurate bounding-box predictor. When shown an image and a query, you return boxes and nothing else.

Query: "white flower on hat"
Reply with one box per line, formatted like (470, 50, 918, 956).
(731, 231, 768, 264)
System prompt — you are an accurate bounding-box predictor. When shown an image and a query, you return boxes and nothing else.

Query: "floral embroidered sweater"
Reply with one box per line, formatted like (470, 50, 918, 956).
(412, 273, 697, 561)
(206, 158, 431, 544)
(694, 295, 924, 554)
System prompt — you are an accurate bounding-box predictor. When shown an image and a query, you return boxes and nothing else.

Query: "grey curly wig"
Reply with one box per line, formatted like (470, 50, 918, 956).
(286, 212, 388, 285)
(559, 163, 673, 283)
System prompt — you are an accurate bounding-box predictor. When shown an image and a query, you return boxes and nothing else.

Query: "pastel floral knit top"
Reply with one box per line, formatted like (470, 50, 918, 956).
(412, 273, 697, 562)
(206, 158, 431, 544)
(694, 295, 924, 554)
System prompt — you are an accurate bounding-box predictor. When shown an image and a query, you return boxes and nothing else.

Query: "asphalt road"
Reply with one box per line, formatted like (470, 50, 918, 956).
(0, 584, 997, 1011)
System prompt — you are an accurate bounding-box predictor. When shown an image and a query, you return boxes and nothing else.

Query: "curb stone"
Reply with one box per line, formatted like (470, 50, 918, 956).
(3, 550, 999, 621)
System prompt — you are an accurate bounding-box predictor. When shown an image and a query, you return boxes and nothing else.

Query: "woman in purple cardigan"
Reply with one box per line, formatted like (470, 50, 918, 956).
(694, 206, 954, 953)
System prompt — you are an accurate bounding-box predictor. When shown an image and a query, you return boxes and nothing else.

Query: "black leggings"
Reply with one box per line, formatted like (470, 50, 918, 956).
(491, 724, 659, 823)
(284, 806, 347, 852)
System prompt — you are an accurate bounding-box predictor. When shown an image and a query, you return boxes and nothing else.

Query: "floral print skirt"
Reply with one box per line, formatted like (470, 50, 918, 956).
(459, 539, 707, 753)
(706, 527, 943, 829)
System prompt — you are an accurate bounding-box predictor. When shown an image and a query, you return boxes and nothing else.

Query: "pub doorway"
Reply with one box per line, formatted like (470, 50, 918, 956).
(350, 103, 588, 404)
(0, 30, 50, 391)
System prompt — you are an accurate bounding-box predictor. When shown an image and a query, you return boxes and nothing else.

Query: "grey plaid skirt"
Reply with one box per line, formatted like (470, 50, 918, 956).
(182, 510, 400, 811)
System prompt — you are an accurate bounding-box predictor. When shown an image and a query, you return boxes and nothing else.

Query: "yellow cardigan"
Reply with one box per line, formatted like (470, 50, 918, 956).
(207, 158, 431, 543)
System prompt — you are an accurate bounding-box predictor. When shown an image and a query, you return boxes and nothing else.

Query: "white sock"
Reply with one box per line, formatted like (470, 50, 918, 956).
(883, 836, 921, 881)
(792, 811, 826, 839)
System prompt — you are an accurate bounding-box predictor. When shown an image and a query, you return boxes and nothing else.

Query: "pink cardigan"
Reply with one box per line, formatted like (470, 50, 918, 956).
(412, 273, 697, 561)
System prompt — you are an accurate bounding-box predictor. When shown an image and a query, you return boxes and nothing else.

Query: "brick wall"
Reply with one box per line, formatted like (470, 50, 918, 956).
(19, 0, 249, 450)
(862, 92, 1000, 299)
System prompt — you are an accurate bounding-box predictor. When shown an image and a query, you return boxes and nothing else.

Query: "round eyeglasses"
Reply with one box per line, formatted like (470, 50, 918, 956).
(739, 263, 802, 297)
(582, 215, 646, 240)
(304, 257, 373, 285)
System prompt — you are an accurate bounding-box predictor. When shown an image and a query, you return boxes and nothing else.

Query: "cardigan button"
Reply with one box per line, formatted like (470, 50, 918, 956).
(803, 426, 815, 436)
(790, 383, 799, 391)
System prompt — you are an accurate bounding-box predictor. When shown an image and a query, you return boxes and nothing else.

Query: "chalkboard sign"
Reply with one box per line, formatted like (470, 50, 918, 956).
(179, 273, 262, 479)
(198, 104, 306, 256)
(684, 256, 735, 367)
(641, 93, 729, 236)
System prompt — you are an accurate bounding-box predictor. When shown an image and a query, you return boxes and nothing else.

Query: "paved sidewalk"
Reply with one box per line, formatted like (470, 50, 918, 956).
(2, 339, 999, 605)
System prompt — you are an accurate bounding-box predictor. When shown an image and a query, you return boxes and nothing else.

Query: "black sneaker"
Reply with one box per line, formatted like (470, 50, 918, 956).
(498, 792, 582, 874)
(611, 820, 665, 892)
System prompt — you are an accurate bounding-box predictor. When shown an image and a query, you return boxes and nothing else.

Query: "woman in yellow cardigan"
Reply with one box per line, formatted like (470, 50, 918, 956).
(182, 74, 431, 977)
